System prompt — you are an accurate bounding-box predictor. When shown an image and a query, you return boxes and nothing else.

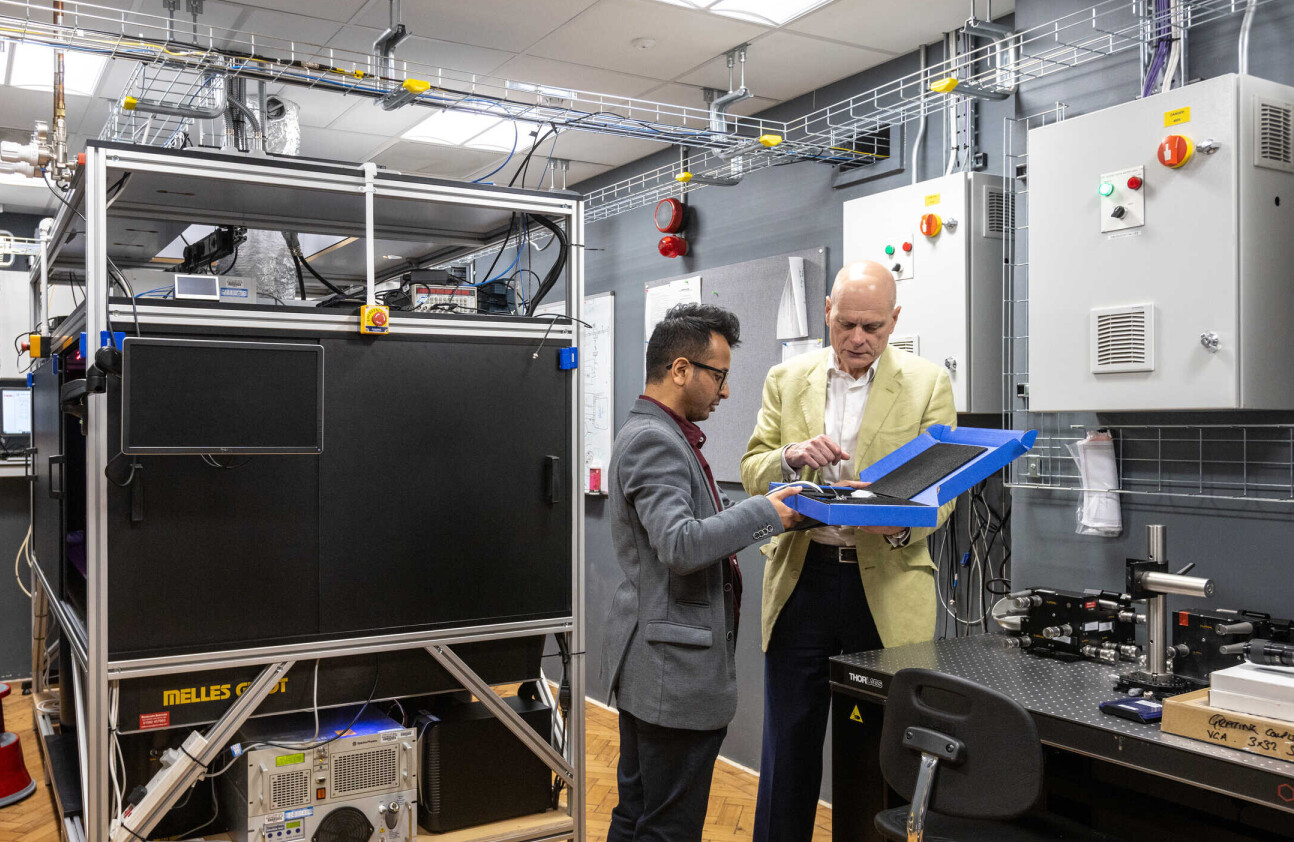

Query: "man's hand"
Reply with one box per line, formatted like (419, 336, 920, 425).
(833, 481, 905, 536)
(784, 435, 851, 470)
(766, 484, 805, 531)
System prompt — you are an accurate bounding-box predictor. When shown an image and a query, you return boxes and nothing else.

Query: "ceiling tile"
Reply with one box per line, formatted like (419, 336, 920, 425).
(221, 0, 371, 24)
(234, 9, 344, 51)
(492, 55, 661, 100)
(788, 0, 1015, 54)
(546, 131, 666, 167)
(354, 0, 600, 54)
(372, 141, 503, 178)
(325, 99, 441, 136)
(528, 0, 766, 79)
(677, 30, 892, 101)
(269, 85, 370, 129)
(0, 180, 56, 215)
(0, 87, 64, 132)
(296, 127, 389, 163)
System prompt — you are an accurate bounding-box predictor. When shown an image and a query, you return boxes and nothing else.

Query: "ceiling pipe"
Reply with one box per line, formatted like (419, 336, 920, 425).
(373, 0, 409, 80)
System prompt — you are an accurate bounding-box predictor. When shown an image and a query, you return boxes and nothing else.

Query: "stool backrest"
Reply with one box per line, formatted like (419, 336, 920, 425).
(879, 668, 1042, 819)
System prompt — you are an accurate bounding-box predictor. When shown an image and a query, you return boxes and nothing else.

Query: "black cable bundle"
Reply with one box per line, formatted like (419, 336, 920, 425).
(522, 213, 569, 316)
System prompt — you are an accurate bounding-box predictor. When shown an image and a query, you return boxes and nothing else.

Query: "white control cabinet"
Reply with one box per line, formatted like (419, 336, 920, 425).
(1029, 73, 1294, 411)
(843, 171, 1007, 412)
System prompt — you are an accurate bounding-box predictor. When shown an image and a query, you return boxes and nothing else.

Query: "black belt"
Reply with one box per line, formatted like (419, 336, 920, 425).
(808, 541, 857, 563)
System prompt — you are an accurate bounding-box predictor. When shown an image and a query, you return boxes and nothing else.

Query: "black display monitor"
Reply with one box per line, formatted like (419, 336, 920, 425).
(122, 338, 324, 455)
(0, 378, 31, 456)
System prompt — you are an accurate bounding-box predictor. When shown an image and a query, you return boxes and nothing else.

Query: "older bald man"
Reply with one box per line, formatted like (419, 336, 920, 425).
(741, 260, 956, 842)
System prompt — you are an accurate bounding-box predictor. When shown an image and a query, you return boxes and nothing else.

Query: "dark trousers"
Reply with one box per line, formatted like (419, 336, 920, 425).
(752, 544, 884, 842)
(607, 710, 727, 842)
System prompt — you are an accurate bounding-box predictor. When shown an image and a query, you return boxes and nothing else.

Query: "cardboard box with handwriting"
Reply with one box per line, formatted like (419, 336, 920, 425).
(1162, 689, 1294, 763)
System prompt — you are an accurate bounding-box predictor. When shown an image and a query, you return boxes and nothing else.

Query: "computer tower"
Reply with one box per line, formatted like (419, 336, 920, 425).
(417, 695, 552, 832)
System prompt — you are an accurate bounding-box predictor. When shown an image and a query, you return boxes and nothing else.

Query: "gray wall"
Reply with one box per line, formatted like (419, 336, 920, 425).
(566, 0, 1294, 804)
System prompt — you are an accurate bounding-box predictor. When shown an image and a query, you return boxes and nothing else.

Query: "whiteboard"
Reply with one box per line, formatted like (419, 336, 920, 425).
(537, 292, 615, 495)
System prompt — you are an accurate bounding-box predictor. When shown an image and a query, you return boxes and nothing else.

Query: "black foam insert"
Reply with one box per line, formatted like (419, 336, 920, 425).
(862, 442, 987, 500)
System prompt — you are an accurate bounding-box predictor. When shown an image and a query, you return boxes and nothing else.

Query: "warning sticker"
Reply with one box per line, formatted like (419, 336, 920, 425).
(1164, 106, 1191, 126)
(139, 712, 171, 730)
(924, 193, 941, 207)
(850, 705, 864, 723)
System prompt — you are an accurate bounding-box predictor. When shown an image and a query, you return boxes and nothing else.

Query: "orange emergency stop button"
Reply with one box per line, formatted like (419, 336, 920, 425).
(1158, 134, 1194, 168)
(919, 213, 942, 237)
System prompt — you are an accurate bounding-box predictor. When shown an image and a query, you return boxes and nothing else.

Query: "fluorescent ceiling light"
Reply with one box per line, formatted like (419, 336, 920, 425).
(402, 109, 536, 153)
(647, 0, 833, 25)
(7, 43, 108, 96)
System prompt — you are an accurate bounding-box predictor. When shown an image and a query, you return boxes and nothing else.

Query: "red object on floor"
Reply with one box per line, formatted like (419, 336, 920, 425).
(0, 683, 36, 809)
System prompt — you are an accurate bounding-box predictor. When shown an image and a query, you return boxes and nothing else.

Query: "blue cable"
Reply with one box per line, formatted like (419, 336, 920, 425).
(472, 118, 518, 185)
(135, 286, 173, 298)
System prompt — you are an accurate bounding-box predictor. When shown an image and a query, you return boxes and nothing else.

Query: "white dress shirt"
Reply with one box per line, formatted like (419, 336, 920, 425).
(781, 349, 909, 548)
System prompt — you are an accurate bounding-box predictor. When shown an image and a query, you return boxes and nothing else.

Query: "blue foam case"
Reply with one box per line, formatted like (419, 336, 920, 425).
(771, 424, 1037, 527)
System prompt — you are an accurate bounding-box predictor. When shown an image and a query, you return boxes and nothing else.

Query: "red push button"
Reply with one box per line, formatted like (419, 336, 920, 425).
(1158, 135, 1194, 168)
(371, 309, 388, 327)
(902, 241, 913, 253)
(1126, 175, 1143, 190)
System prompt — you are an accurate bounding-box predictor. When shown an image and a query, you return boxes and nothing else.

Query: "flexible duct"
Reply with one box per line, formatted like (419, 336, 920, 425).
(242, 97, 302, 302)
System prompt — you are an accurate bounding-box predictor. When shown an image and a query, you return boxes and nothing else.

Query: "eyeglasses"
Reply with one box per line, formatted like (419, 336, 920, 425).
(684, 358, 729, 390)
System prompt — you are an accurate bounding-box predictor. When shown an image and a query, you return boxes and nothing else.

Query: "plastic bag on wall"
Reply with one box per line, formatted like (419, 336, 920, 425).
(1066, 430, 1121, 537)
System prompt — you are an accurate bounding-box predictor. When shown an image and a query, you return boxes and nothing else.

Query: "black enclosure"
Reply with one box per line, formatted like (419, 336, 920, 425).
(33, 305, 575, 659)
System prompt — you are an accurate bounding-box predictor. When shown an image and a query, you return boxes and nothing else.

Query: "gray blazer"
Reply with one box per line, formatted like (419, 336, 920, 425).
(601, 398, 783, 731)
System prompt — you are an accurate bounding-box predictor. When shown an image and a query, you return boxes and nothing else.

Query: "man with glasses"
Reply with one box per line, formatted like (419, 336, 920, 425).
(602, 303, 804, 842)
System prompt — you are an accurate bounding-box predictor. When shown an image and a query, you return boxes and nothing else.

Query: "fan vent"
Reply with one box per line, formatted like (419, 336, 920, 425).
(889, 335, 920, 355)
(332, 746, 398, 796)
(311, 806, 373, 842)
(983, 186, 1013, 238)
(1090, 305, 1154, 374)
(270, 770, 309, 810)
(1255, 97, 1294, 173)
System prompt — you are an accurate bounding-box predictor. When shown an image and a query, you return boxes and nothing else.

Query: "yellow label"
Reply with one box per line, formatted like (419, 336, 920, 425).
(276, 753, 305, 767)
(1164, 107, 1191, 126)
(850, 705, 864, 723)
(924, 193, 940, 207)
(163, 677, 288, 707)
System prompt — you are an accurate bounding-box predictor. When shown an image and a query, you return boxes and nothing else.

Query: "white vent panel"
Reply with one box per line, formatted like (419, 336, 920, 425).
(983, 187, 1012, 238)
(889, 335, 920, 355)
(1255, 97, 1294, 173)
(270, 770, 310, 810)
(1090, 305, 1154, 374)
(332, 746, 399, 796)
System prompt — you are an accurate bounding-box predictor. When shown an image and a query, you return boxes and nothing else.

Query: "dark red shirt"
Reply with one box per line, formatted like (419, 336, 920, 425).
(641, 396, 743, 636)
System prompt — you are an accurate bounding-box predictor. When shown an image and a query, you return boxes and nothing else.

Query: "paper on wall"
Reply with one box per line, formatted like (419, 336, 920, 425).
(776, 256, 808, 340)
(782, 337, 821, 363)
(644, 276, 702, 383)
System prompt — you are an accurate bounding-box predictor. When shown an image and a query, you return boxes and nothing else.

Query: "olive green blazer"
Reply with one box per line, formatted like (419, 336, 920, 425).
(740, 346, 957, 652)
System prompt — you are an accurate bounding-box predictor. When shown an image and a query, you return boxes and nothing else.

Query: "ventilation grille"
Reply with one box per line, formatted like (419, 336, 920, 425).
(333, 746, 399, 796)
(312, 806, 373, 842)
(983, 186, 1013, 238)
(270, 770, 310, 810)
(1255, 98, 1294, 173)
(1090, 305, 1154, 374)
(425, 730, 441, 814)
(889, 335, 920, 355)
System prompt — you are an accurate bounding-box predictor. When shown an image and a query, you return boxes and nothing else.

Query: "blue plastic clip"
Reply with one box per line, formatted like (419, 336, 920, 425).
(559, 347, 579, 370)
(26, 373, 33, 387)
(79, 330, 127, 359)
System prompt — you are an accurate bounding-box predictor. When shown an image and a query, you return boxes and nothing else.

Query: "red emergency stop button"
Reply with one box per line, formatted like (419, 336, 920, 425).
(919, 213, 942, 237)
(1158, 135, 1194, 168)
(371, 309, 387, 327)
(1126, 175, 1143, 190)
(902, 241, 913, 253)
